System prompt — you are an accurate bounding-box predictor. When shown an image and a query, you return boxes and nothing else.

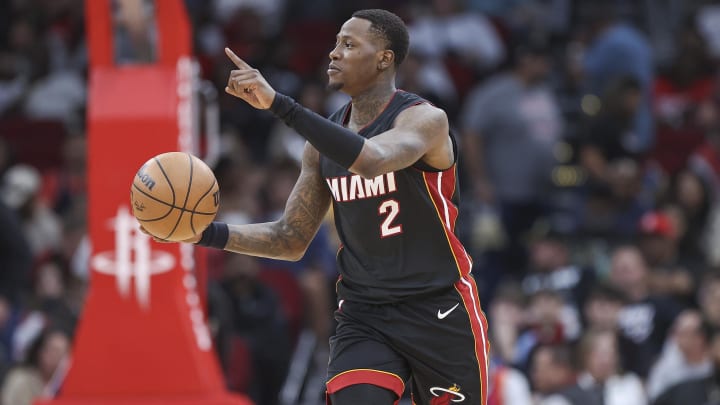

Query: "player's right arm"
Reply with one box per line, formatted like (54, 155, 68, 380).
(141, 139, 331, 261)
(221, 143, 331, 261)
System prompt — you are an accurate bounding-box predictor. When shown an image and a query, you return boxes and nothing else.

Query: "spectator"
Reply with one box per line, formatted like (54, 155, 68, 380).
(647, 310, 714, 400)
(582, 7, 654, 152)
(637, 210, 696, 304)
(609, 245, 682, 378)
(577, 76, 657, 240)
(653, 329, 720, 405)
(396, 50, 457, 115)
(0, 50, 29, 117)
(4, 17, 48, 85)
(582, 283, 625, 332)
(579, 76, 644, 186)
(0, 328, 70, 405)
(695, 3, 720, 61)
(0, 198, 32, 305)
(663, 169, 713, 266)
(40, 133, 86, 219)
(461, 33, 562, 283)
(514, 290, 569, 369)
(651, 23, 715, 175)
(22, 63, 86, 130)
(500, 0, 573, 37)
(529, 344, 576, 403)
(543, 329, 647, 405)
(213, 0, 287, 37)
(487, 355, 533, 405)
(218, 253, 291, 405)
(1, 164, 62, 259)
(521, 220, 595, 340)
(30, 256, 78, 334)
(43, 0, 85, 75)
(689, 95, 720, 197)
(488, 282, 527, 365)
(112, 0, 158, 64)
(579, 157, 653, 239)
(408, 0, 505, 73)
(699, 272, 720, 332)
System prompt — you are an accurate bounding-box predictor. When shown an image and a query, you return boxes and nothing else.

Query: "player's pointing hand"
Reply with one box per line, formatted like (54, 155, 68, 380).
(224, 47, 276, 110)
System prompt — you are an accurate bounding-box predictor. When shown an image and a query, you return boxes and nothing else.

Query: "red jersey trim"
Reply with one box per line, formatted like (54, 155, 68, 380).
(421, 167, 472, 278)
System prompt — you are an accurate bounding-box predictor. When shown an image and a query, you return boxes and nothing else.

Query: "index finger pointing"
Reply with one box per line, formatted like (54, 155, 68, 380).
(225, 47, 251, 69)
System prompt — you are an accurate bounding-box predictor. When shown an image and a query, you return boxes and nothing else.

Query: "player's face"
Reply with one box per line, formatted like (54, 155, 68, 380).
(328, 18, 387, 94)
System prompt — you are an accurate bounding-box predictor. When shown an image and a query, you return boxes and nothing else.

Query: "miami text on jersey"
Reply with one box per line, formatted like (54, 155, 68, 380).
(325, 172, 397, 202)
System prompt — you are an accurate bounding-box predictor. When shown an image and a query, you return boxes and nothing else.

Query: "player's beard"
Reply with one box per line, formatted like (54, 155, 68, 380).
(327, 79, 343, 91)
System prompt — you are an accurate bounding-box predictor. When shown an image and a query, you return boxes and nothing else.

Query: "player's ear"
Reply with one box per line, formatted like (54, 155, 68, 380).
(378, 50, 394, 71)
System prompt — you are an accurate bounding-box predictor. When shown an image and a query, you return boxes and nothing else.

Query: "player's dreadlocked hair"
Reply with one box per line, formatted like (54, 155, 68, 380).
(352, 9, 409, 67)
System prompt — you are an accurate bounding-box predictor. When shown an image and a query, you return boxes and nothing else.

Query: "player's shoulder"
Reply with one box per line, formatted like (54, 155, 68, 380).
(395, 90, 444, 113)
(394, 89, 430, 106)
(395, 100, 447, 127)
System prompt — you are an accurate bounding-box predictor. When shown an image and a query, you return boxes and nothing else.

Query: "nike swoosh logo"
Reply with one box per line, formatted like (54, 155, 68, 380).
(437, 303, 460, 319)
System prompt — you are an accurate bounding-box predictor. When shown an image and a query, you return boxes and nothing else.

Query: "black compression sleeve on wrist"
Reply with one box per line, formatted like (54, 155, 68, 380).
(270, 93, 365, 169)
(195, 221, 229, 250)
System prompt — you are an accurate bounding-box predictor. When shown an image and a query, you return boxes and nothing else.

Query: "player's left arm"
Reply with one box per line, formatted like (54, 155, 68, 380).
(348, 103, 450, 178)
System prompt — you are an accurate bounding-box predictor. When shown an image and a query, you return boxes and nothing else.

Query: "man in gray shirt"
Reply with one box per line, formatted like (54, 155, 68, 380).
(461, 38, 562, 285)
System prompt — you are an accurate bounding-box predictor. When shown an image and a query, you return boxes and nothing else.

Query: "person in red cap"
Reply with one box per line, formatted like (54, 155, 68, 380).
(637, 210, 696, 306)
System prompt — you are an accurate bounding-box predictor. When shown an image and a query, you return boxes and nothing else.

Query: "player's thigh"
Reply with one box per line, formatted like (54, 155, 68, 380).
(327, 305, 410, 402)
(329, 383, 397, 405)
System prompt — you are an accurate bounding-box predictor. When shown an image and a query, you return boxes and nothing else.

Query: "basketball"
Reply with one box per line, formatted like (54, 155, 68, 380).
(130, 152, 219, 241)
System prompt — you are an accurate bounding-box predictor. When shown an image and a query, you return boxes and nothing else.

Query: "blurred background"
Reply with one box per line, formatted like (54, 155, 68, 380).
(1, 0, 720, 404)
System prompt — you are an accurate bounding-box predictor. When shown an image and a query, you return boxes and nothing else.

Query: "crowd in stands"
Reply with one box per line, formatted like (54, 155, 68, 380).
(1, 0, 720, 404)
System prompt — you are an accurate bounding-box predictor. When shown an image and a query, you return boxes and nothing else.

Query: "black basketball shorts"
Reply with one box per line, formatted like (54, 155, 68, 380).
(326, 274, 490, 404)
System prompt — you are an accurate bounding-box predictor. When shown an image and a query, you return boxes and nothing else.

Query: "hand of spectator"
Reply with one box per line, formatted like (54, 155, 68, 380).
(224, 47, 276, 110)
(137, 225, 202, 244)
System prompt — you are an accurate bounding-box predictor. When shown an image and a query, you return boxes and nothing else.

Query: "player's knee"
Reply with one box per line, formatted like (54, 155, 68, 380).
(329, 383, 397, 405)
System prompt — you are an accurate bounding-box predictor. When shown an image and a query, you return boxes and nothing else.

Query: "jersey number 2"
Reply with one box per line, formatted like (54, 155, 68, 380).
(378, 199, 402, 237)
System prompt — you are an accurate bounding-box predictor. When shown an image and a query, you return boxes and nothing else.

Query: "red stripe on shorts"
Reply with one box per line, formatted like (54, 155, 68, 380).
(326, 368, 404, 404)
(454, 275, 490, 405)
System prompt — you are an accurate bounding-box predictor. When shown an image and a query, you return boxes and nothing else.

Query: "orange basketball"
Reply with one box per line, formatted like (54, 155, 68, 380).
(130, 152, 219, 241)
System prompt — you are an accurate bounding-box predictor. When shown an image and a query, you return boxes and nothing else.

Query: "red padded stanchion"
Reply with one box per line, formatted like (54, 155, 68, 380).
(37, 1, 251, 404)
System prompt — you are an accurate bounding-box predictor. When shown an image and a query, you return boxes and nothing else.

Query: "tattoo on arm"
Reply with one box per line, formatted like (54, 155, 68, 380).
(224, 144, 331, 260)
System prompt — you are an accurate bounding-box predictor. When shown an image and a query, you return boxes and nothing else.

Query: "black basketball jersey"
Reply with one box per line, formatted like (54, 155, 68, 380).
(321, 90, 473, 303)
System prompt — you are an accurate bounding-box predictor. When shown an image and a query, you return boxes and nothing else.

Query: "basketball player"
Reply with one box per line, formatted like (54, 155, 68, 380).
(178, 9, 487, 404)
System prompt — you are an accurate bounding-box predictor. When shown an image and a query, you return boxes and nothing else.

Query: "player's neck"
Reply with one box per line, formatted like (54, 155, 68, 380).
(349, 81, 396, 130)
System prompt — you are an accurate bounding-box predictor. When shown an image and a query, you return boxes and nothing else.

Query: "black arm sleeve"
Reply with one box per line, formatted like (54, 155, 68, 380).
(269, 93, 366, 169)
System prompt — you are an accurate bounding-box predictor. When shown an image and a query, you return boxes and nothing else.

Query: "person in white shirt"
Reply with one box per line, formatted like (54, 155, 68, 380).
(647, 310, 713, 400)
(487, 356, 533, 405)
(541, 329, 647, 405)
